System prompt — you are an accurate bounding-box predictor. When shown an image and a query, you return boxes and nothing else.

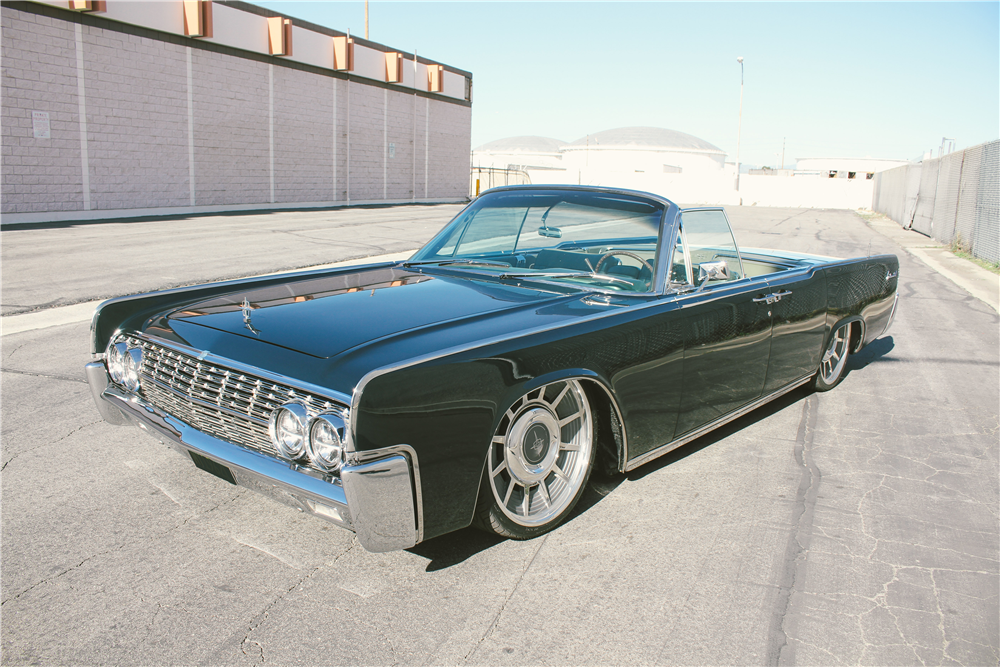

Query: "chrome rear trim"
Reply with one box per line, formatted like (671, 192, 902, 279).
(624, 373, 813, 472)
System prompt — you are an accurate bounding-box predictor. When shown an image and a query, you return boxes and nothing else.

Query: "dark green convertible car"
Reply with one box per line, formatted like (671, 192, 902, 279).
(86, 186, 899, 552)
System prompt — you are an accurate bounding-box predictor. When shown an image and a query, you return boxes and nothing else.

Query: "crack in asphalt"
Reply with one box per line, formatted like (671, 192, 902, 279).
(0, 541, 129, 607)
(1, 418, 101, 472)
(463, 534, 549, 662)
(238, 537, 357, 666)
(768, 394, 819, 666)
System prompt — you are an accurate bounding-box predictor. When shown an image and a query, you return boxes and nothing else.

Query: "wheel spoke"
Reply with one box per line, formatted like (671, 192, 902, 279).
(551, 383, 571, 409)
(559, 410, 583, 427)
(503, 478, 515, 506)
(491, 460, 507, 478)
(536, 480, 551, 507)
(492, 435, 505, 445)
(551, 463, 569, 482)
(560, 440, 582, 452)
(521, 484, 531, 516)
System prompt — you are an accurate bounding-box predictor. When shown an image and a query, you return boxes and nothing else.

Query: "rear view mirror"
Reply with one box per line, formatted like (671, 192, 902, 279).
(538, 226, 562, 238)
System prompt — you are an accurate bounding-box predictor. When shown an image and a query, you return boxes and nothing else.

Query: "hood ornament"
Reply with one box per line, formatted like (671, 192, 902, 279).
(241, 298, 261, 336)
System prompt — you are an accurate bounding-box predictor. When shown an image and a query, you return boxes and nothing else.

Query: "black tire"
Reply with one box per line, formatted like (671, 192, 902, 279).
(813, 323, 851, 391)
(473, 379, 596, 539)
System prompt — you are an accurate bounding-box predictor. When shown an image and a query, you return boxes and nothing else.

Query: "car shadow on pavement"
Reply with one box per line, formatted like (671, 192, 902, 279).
(406, 527, 507, 571)
(845, 335, 895, 372)
(408, 343, 897, 571)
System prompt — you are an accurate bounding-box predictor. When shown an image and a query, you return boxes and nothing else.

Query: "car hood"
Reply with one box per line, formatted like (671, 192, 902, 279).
(164, 265, 569, 360)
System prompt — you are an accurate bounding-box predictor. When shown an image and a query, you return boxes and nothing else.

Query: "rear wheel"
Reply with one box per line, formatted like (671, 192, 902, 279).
(474, 379, 595, 539)
(814, 323, 851, 391)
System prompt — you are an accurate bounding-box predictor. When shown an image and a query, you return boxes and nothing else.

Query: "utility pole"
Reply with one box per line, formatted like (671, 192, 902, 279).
(365, 0, 369, 40)
(735, 57, 744, 192)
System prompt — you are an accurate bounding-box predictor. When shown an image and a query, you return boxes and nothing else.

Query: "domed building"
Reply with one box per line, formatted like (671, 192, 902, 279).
(561, 126, 727, 175)
(471, 127, 736, 203)
(471, 136, 566, 171)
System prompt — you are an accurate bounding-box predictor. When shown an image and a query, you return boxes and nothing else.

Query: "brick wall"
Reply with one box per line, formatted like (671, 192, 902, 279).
(1, 3, 472, 221)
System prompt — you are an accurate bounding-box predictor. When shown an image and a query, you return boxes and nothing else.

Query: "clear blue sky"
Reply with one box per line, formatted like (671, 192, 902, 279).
(258, 1, 999, 168)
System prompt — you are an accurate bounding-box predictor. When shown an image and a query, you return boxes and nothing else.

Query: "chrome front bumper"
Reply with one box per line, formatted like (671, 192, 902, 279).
(85, 362, 418, 553)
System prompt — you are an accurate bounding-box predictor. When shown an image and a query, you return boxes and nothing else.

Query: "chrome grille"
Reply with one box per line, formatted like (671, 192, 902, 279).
(124, 336, 347, 472)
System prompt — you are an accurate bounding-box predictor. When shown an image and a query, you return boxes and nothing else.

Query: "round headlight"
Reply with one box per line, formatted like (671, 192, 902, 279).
(123, 347, 143, 392)
(308, 414, 345, 472)
(269, 402, 309, 459)
(106, 340, 128, 385)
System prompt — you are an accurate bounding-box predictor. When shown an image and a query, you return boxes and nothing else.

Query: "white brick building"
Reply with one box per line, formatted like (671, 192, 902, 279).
(1, 0, 473, 223)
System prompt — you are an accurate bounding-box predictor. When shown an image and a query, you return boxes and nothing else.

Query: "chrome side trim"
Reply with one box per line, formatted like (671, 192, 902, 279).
(139, 332, 353, 406)
(623, 373, 814, 472)
(881, 293, 899, 337)
(578, 378, 630, 475)
(853, 319, 867, 353)
(346, 258, 887, 457)
(346, 298, 664, 446)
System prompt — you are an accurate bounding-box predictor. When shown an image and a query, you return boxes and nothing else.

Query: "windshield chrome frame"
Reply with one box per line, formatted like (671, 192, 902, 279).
(412, 185, 680, 297)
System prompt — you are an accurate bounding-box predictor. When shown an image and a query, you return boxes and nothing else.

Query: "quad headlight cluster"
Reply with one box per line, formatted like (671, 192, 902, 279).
(268, 402, 347, 473)
(105, 336, 143, 393)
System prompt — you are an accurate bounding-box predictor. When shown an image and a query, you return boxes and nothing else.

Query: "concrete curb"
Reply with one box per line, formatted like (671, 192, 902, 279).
(0, 250, 416, 337)
(863, 215, 999, 314)
(906, 247, 999, 313)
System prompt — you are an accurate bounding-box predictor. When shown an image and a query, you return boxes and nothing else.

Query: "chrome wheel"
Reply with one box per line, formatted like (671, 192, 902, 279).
(484, 379, 594, 532)
(815, 323, 850, 390)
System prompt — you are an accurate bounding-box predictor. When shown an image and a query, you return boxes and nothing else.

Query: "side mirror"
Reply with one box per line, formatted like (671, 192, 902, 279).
(538, 226, 562, 239)
(695, 260, 730, 292)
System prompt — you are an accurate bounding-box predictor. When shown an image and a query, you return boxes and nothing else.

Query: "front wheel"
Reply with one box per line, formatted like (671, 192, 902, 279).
(813, 323, 851, 391)
(473, 379, 596, 539)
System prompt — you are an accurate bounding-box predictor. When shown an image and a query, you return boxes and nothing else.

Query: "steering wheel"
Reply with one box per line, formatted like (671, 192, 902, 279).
(595, 250, 654, 275)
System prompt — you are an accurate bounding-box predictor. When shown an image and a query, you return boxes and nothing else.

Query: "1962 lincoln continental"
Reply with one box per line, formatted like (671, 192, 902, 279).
(86, 186, 899, 552)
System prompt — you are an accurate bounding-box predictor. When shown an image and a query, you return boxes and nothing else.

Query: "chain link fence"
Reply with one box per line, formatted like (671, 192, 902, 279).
(470, 167, 530, 197)
(873, 140, 999, 264)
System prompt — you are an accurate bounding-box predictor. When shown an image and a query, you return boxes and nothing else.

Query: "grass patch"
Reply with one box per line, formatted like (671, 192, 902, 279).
(950, 233, 1000, 275)
(855, 209, 894, 225)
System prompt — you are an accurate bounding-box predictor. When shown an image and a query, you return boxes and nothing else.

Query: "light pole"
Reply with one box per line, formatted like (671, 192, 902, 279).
(735, 56, 744, 193)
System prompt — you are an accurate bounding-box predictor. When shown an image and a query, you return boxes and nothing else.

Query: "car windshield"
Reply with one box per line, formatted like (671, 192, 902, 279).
(408, 189, 665, 293)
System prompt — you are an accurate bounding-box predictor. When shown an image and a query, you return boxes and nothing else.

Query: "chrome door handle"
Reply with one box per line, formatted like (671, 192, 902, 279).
(753, 290, 792, 305)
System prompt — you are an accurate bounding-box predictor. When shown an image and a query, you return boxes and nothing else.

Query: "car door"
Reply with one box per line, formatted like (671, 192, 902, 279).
(671, 208, 773, 438)
(760, 268, 828, 394)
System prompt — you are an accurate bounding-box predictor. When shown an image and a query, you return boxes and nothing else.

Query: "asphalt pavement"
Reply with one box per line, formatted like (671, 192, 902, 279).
(1, 204, 997, 665)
